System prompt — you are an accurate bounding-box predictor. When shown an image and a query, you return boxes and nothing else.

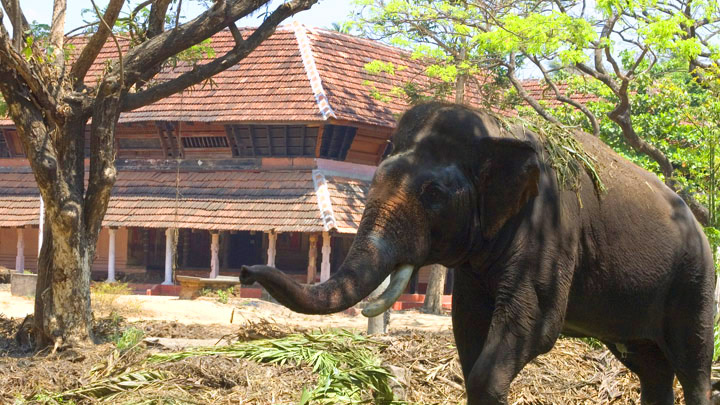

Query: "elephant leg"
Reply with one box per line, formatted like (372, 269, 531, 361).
(662, 306, 713, 404)
(605, 341, 675, 405)
(463, 322, 544, 405)
(452, 267, 493, 380)
(462, 295, 563, 403)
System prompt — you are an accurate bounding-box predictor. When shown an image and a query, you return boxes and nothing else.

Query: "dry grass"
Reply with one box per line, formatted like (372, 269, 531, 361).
(0, 316, 712, 404)
(90, 282, 142, 318)
(381, 331, 690, 404)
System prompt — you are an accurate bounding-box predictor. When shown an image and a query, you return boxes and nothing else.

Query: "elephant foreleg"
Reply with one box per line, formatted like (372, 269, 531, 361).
(452, 268, 494, 379)
(463, 285, 565, 404)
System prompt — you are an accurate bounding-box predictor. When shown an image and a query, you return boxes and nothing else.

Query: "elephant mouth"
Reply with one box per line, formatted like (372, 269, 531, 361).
(361, 264, 415, 317)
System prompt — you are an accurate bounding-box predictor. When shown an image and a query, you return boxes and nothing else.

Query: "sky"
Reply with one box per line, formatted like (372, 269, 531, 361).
(9, 0, 355, 34)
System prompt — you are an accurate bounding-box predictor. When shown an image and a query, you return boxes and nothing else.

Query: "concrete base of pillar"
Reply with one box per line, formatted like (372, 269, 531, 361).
(11, 273, 37, 297)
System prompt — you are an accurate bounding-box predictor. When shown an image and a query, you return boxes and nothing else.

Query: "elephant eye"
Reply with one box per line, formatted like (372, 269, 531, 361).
(420, 182, 447, 206)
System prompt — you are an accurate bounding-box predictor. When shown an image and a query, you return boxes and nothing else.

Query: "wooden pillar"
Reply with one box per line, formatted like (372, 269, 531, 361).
(15, 228, 24, 273)
(107, 228, 116, 282)
(267, 231, 277, 267)
(307, 234, 318, 284)
(182, 229, 190, 267)
(142, 229, 150, 267)
(221, 232, 230, 270)
(162, 228, 175, 285)
(210, 231, 220, 278)
(320, 231, 331, 282)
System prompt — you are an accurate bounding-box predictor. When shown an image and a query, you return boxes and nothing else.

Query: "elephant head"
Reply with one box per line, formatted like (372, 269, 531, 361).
(240, 102, 541, 316)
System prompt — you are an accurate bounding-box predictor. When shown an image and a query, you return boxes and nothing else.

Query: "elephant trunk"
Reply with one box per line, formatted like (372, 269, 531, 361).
(240, 231, 414, 315)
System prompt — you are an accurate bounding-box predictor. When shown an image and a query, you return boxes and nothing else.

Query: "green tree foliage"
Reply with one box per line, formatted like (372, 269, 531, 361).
(351, 0, 720, 231)
(351, 0, 516, 106)
(542, 60, 720, 253)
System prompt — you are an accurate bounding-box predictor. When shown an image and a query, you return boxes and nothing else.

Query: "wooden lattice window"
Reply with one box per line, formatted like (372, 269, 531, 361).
(227, 125, 318, 157)
(182, 136, 229, 148)
(0, 129, 10, 158)
(319, 125, 357, 160)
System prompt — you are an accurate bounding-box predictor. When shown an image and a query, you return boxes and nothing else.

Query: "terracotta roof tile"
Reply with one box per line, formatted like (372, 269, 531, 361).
(0, 169, 368, 233)
(521, 80, 598, 108)
(0, 26, 598, 128)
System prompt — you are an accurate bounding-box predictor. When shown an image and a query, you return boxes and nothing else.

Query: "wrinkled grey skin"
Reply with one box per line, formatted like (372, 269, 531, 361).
(242, 102, 715, 405)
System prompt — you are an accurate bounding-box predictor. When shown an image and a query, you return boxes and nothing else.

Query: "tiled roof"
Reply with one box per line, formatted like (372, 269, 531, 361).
(309, 27, 494, 126)
(308, 28, 416, 127)
(104, 170, 321, 231)
(522, 80, 598, 108)
(0, 26, 413, 126)
(0, 196, 40, 227)
(120, 28, 320, 123)
(0, 169, 369, 233)
(0, 169, 40, 227)
(0, 27, 602, 127)
(325, 175, 368, 233)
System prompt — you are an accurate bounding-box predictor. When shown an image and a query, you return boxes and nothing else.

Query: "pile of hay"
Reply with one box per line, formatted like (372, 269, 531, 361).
(382, 331, 688, 404)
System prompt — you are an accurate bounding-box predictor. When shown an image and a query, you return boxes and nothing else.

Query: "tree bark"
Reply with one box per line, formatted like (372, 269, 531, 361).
(34, 211, 94, 347)
(422, 264, 447, 315)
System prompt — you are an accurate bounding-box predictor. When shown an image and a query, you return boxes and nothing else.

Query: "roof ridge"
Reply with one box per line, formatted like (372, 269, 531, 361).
(312, 169, 337, 232)
(292, 21, 336, 120)
(310, 27, 416, 56)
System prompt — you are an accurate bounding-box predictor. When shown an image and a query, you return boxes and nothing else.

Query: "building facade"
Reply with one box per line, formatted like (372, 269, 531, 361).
(0, 23, 447, 292)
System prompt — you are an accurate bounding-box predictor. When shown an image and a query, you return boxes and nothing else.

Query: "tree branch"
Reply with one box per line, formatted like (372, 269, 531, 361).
(229, 22, 245, 44)
(0, 24, 65, 125)
(603, 75, 708, 222)
(1, 0, 28, 50)
(123, 0, 317, 111)
(49, 0, 67, 68)
(575, 61, 620, 93)
(174, 0, 183, 29)
(120, 0, 317, 90)
(626, 46, 649, 77)
(0, 65, 59, 201)
(594, 13, 619, 77)
(531, 56, 600, 136)
(506, 53, 563, 126)
(133, 0, 172, 89)
(70, 0, 124, 87)
(84, 74, 121, 236)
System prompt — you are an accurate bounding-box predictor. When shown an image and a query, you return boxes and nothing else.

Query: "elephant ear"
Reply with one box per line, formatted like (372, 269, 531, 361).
(472, 137, 540, 239)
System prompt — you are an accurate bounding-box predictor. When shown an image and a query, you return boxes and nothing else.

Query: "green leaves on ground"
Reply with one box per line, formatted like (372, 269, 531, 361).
(32, 330, 401, 404)
(149, 330, 399, 404)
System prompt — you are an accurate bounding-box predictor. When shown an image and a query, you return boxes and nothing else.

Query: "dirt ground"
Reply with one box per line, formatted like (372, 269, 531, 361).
(0, 288, 709, 404)
(0, 290, 453, 332)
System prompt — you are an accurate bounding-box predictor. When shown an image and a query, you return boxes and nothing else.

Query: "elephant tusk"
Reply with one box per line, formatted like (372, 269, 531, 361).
(362, 264, 414, 318)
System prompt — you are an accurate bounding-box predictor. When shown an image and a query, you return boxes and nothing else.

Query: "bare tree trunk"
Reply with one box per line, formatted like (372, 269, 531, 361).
(30, 117, 101, 348)
(34, 215, 94, 347)
(422, 264, 447, 314)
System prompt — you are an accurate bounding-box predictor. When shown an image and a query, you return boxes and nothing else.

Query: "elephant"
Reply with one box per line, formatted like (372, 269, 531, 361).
(241, 102, 715, 405)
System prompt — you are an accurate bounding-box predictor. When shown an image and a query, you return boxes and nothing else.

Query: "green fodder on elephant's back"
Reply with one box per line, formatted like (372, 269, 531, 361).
(499, 115, 606, 197)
